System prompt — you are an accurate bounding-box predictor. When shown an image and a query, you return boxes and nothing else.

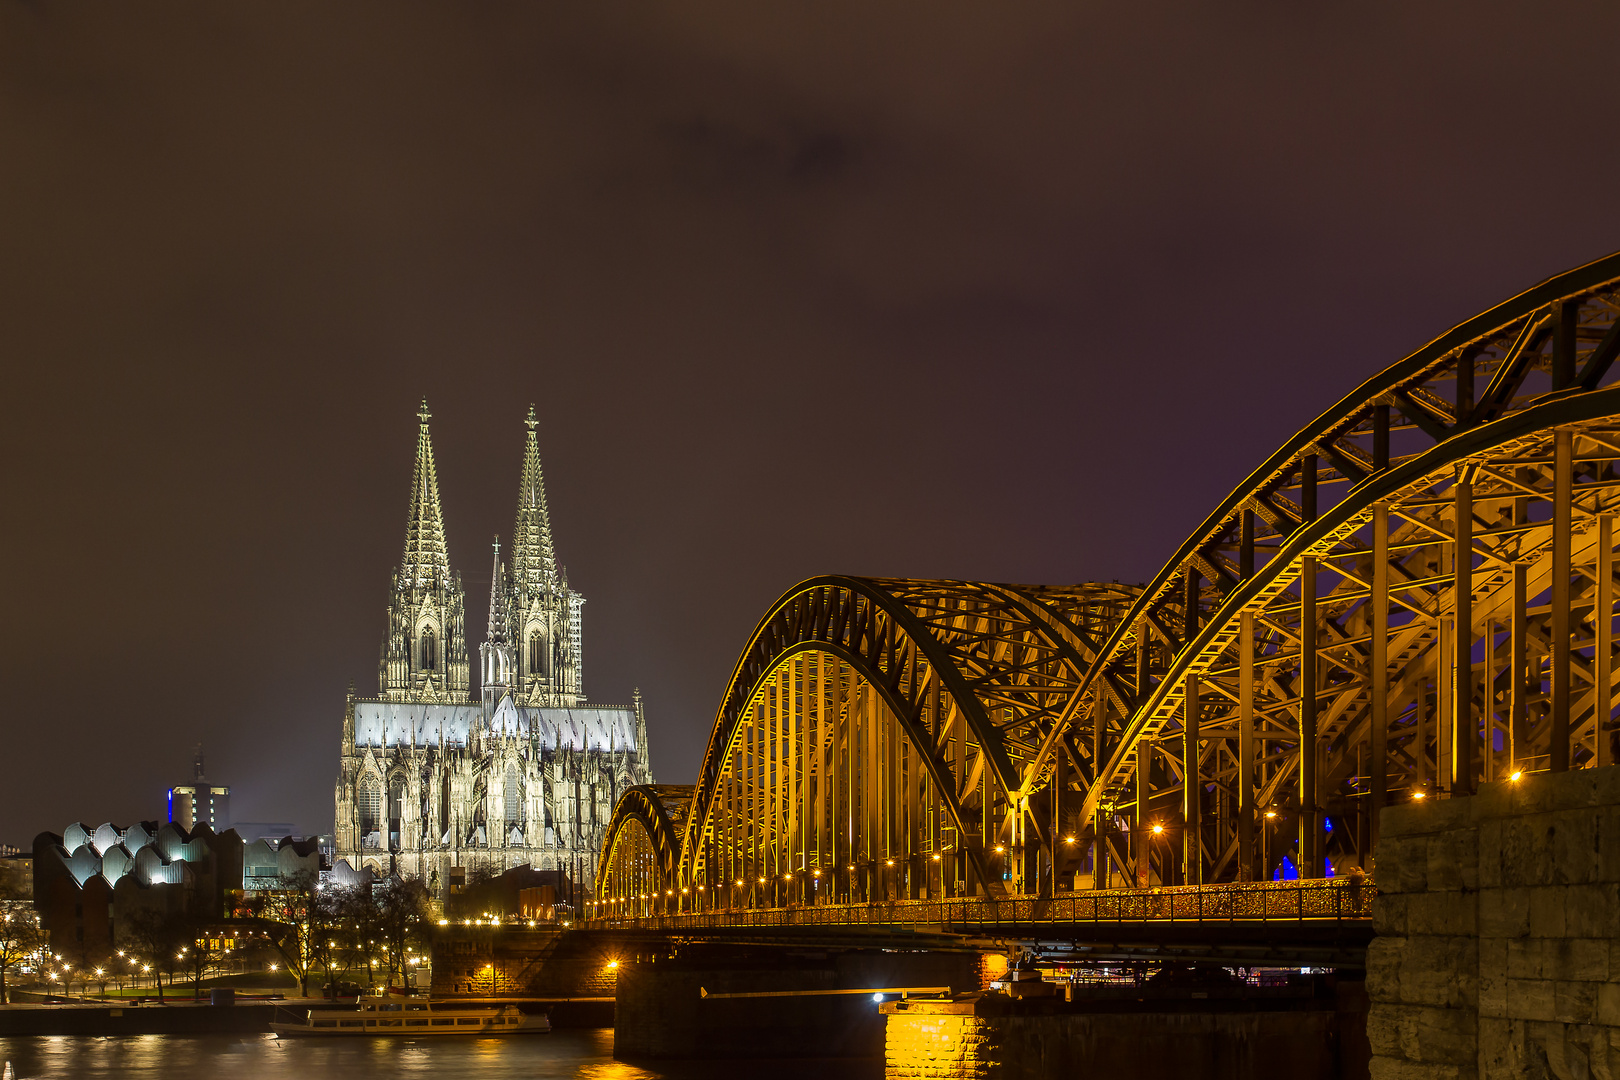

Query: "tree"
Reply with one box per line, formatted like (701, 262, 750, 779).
(0, 901, 44, 1004)
(122, 909, 192, 1003)
(376, 877, 431, 987)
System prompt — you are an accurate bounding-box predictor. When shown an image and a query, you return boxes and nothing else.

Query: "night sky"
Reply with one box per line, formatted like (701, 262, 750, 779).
(4, 3, 1620, 841)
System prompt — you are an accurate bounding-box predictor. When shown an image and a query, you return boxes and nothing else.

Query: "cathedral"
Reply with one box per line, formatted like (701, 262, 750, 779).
(333, 402, 652, 896)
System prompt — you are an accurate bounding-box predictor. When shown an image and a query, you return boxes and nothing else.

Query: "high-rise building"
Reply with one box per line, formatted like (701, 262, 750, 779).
(333, 402, 652, 894)
(168, 747, 231, 832)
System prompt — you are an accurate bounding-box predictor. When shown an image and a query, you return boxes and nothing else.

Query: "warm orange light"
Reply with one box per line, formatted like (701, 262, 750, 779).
(1063, 836, 1076, 844)
(885, 860, 894, 867)
(1151, 824, 1164, 835)
(1510, 771, 1523, 782)
(994, 845, 1005, 854)
(1264, 810, 1277, 820)
(1412, 791, 1427, 800)
(931, 854, 941, 861)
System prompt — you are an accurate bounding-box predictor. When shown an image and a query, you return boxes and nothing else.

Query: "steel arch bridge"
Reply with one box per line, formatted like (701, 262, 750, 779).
(594, 252, 1620, 925)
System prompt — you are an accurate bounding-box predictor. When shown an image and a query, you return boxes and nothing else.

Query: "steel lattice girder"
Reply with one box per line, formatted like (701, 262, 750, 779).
(669, 576, 1137, 893)
(599, 784, 692, 915)
(1067, 251, 1620, 877)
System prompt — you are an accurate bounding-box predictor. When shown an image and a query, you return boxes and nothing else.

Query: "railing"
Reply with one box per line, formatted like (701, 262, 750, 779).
(585, 877, 1375, 932)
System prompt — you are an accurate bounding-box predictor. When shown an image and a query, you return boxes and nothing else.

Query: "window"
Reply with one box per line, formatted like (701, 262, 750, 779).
(420, 627, 437, 670)
(359, 779, 383, 835)
(389, 778, 406, 841)
(528, 631, 543, 676)
(505, 764, 521, 827)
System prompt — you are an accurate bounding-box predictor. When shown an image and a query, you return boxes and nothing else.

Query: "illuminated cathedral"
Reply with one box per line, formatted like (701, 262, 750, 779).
(333, 402, 652, 894)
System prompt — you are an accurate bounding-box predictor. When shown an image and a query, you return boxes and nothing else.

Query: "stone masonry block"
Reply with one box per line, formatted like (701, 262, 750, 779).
(1429, 829, 1479, 891)
(1478, 938, 1507, 1019)
(1501, 817, 1556, 887)
(1409, 892, 1477, 936)
(1553, 979, 1599, 1024)
(1551, 808, 1602, 885)
(1505, 978, 1558, 1022)
(1368, 1061, 1469, 1080)
(1506, 938, 1543, 980)
(1376, 893, 1410, 936)
(1381, 835, 1431, 894)
(1370, 1002, 1477, 1065)
(1514, 770, 1601, 816)
(1528, 886, 1567, 938)
(1479, 887, 1530, 938)
(1367, 937, 1408, 1004)
(1597, 806, 1620, 883)
(1402, 936, 1479, 1009)
(1470, 780, 1515, 823)
(1564, 883, 1620, 938)
(1598, 982, 1620, 1027)
(1477, 820, 1503, 889)
(1543, 938, 1609, 983)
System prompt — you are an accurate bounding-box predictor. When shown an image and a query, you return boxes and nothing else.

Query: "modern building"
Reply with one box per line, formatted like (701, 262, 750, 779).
(333, 402, 652, 895)
(167, 748, 231, 833)
(32, 821, 243, 954)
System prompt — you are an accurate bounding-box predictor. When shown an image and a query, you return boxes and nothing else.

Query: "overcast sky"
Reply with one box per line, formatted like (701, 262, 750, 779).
(3, 1, 1619, 839)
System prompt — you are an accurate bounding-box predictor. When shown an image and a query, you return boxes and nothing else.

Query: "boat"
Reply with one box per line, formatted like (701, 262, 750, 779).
(271, 999, 550, 1037)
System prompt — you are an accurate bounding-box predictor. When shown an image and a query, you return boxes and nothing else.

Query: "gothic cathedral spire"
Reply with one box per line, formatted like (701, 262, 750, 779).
(509, 404, 558, 595)
(379, 399, 471, 703)
(506, 406, 584, 707)
(403, 399, 452, 590)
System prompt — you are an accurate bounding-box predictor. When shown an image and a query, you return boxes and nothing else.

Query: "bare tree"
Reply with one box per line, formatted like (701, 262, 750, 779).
(0, 901, 45, 1004)
(122, 910, 191, 1003)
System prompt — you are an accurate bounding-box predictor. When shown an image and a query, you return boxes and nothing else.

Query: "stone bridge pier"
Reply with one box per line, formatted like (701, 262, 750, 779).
(1369, 766, 1620, 1078)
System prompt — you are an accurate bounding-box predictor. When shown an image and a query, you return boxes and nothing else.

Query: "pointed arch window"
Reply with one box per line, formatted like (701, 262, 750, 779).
(420, 627, 437, 671)
(528, 631, 543, 677)
(358, 778, 382, 838)
(505, 763, 521, 827)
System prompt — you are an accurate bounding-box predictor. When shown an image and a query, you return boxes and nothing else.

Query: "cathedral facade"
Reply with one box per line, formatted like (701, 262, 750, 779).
(334, 402, 651, 895)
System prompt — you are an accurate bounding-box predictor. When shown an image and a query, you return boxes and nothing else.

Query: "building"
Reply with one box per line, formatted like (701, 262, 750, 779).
(32, 821, 243, 955)
(167, 748, 230, 833)
(333, 402, 652, 895)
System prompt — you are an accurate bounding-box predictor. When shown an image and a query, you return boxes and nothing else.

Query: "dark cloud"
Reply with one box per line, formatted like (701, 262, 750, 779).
(2, 0, 1619, 836)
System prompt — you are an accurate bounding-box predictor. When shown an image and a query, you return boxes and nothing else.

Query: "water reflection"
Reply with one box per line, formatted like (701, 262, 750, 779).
(0, 1030, 883, 1080)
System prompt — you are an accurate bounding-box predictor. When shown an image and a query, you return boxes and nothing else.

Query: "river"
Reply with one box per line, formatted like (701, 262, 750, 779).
(0, 1029, 886, 1079)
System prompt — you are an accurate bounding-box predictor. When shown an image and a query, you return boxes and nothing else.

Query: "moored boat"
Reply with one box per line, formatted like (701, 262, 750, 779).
(271, 999, 550, 1037)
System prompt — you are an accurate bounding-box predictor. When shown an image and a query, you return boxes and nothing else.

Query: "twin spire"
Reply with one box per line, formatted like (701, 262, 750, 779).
(402, 397, 560, 614)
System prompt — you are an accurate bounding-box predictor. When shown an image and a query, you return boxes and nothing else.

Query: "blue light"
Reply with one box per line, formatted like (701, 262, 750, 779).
(1275, 855, 1299, 881)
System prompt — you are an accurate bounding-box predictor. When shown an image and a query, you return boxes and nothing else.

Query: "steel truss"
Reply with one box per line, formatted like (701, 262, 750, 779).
(596, 251, 1620, 915)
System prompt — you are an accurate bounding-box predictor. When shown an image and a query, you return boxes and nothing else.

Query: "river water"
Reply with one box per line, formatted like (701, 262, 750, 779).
(0, 1029, 885, 1079)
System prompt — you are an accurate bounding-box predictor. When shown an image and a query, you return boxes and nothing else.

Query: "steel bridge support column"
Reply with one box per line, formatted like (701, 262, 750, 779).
(1136, 741, 1151, 888)
(1454, 475, 1475, 796)
(1511, 562, 1529, 771)
(1370, 504, 1389, 852)
(1238, 611, 1256, 881)
(1553, 428, 1573, 772)
(1600, 516, 1615, 768)
(1300, 555, 1318, 878)
(1183, 675, 1201, 885)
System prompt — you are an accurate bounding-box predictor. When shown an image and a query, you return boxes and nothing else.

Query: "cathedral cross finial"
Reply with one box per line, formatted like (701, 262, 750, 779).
(418, 398, 432, 428)
(492, 534, 500, 556)
(525, 404, 537, 432)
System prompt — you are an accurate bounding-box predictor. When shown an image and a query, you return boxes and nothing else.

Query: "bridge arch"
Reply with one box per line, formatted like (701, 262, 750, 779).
(597, 578, 1138, 909)
(596, 784, 692, 919)
(595, 250, 1620, 915)
(1060, 251, 1620, 890)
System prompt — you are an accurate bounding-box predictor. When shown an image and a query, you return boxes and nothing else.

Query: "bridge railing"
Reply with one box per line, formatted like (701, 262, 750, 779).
(585, 877, 1375, 932)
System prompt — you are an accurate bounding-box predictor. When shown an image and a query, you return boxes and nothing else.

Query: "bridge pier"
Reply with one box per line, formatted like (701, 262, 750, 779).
(1369, 766, 1620, 1077)
(612, 943, 986, 1060)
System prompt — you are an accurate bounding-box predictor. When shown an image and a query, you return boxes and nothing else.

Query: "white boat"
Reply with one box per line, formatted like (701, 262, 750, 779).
(271, 999, 550, 1037)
